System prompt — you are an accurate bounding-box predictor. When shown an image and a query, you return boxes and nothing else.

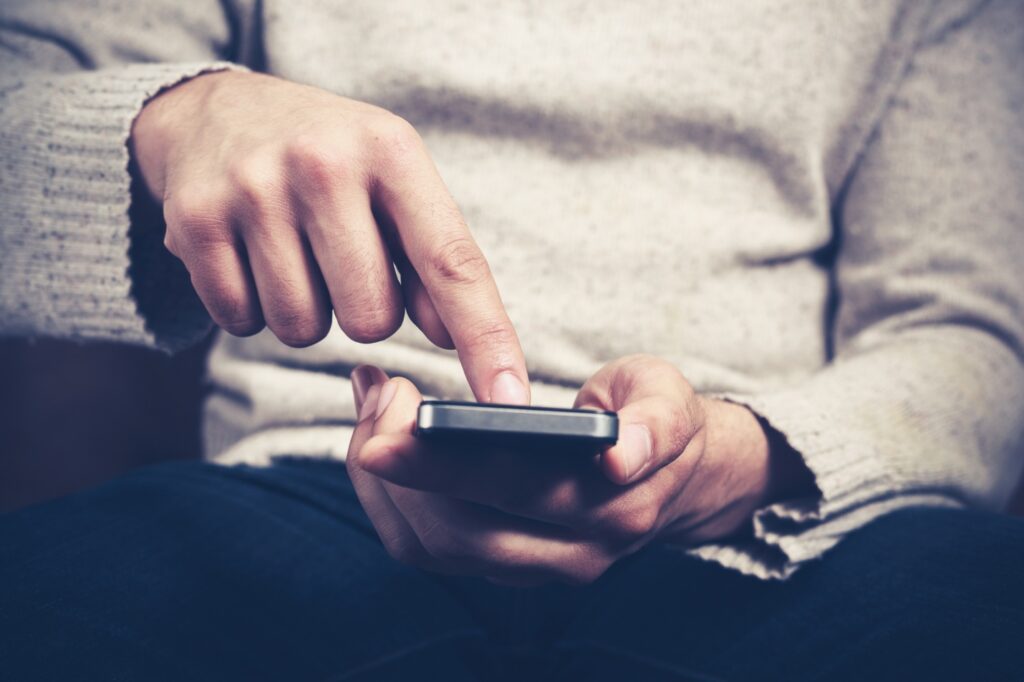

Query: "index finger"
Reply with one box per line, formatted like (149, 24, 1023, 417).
(370, 123, 530, 405)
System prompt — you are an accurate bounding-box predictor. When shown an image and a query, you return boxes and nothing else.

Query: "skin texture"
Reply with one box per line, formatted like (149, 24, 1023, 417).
(133, 74, 813, 581)
(132, 70, 529, 405)
(348, 356, 813, 585)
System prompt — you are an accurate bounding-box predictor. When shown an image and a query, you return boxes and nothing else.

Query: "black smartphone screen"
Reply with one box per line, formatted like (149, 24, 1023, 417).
(415, 400, 618, 449)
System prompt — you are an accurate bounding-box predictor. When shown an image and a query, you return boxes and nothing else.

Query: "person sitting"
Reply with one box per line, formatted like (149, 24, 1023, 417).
(1, 1, 1022, 679)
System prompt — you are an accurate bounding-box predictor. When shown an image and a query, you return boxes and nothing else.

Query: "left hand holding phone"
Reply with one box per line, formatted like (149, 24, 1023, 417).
(346, 355, 811, 585)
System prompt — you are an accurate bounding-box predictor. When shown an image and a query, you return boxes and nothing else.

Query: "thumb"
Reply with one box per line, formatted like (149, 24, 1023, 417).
(601, 395, 704, 485)
(575, 355, 703, 485)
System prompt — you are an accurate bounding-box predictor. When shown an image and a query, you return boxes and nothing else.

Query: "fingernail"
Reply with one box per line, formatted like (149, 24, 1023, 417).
(351, 366, 375, 406)
(621, 424, 653, 481)
(375, 380, 398, 420)
(359, 384, 381, 422)
(490, 372, 528, 405)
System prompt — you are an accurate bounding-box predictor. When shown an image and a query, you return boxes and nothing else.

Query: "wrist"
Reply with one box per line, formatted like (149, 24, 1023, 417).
(701, 397, 773, 506)
(702, 397, 816, 509)
(760, 411, 818, 505)
(130, 70, 235, 201)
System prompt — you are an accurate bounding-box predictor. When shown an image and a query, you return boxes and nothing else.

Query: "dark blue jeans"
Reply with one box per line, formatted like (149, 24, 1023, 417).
(2, 457, 1023, 681)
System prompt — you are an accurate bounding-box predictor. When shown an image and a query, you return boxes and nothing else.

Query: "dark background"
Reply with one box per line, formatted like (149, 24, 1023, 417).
(1, 336, 1022, 515)
(0, 337, 210, 512)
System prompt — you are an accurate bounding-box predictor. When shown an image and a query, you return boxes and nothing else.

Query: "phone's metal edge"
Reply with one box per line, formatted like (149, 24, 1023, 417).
(418, 402, 439, 431)
(420, 400, 617, 418)
(417, 402, 619, 441)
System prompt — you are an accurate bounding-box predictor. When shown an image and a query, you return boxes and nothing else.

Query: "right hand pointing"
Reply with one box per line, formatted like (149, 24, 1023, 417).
(131, 70, 529, 405)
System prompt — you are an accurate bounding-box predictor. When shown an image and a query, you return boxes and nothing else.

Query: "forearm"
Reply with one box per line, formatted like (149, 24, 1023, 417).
(689, 325, 1024, 579)
(682, 0, 1024, 580)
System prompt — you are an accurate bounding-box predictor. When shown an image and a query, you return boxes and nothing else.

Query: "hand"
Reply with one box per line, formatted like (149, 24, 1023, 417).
(131, 70, 529, 404)
(346, 356, 814, 585)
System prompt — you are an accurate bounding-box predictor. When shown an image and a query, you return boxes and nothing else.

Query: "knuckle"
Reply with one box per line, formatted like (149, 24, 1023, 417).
(427, 235, 490, 286)
(164, 192, 227, 239)
(603, 354, 648, 380)
(621, 503, 660, 539)
(338, 302, 403, 343)
(207, 294, 263, 337)
(229, 157, 281, 212)
(665, 401, 695, 450)
(463, 320, 518, 360)
(285, 135, 354, 189)
(273, 326, 328, 348)
(616, 353, 652, 368)
(366, 113, 422, 163)
(612, 353, 669, 387)
(269, 310, 331, 348)
(185, 250, 264, 337)
(220, 315, 265, 338)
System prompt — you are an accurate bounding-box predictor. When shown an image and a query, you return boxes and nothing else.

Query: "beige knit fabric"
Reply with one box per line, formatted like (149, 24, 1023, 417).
(2, 0, 1023, 579)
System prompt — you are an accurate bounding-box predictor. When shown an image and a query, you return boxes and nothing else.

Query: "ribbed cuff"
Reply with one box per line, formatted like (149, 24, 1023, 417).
(0, 61, 245, 351)
(684, 386, 900, 580)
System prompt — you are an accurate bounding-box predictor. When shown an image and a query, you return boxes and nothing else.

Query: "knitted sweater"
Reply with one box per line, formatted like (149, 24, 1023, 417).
(2, 0, 1022, 579)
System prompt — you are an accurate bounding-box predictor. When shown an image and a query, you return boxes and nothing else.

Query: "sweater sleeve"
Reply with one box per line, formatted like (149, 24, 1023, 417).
(689, 0, 1024, 579)
(0, 0, 249, 351)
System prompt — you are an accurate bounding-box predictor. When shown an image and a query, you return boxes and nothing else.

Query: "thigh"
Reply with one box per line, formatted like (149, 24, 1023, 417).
(0, 457, 484, 681)
(552, 507, 1024, 682)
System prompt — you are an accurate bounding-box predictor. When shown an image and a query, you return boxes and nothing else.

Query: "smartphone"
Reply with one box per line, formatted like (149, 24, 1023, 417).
(416, 400, 618, 450)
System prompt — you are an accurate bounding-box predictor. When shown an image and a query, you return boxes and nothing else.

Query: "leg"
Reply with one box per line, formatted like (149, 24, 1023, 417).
(550, 507, 1024, 681)
(0, 457, 486, 681)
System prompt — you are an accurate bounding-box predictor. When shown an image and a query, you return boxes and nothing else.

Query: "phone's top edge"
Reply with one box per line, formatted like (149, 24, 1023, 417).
(417, 401, 618, 441)
(418, 400, 617, 418)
